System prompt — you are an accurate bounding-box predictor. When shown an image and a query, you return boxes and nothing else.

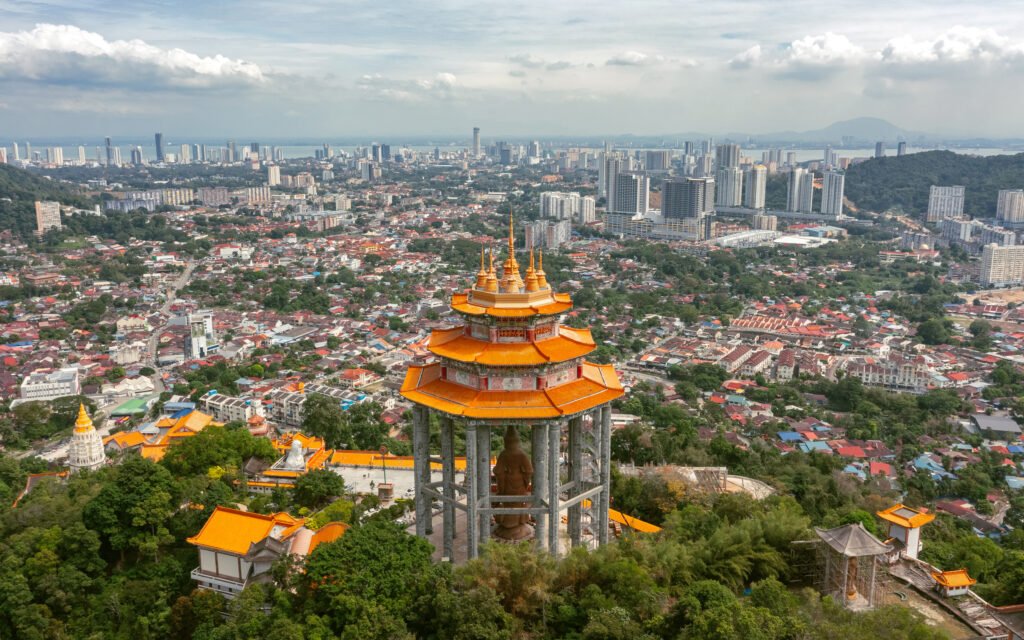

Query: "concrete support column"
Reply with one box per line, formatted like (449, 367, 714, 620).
(567, 416, 583, 547)
(547, 421, 561, 555)
(412, 405, 431, 538)
(440, 416, 456, 562)
(465, 423, 479, 560)
(477, 425, 491, 546)
(532, 424, 548, 552)
(597, 405, 612, 545)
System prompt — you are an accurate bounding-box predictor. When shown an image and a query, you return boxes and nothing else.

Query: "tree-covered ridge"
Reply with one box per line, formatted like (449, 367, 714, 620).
(0, 163, 94, 237)
(844, 151, 1024, 217)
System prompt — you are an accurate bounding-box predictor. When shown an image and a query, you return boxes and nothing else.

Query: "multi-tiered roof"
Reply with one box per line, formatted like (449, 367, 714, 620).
(401, 215, 623, 420)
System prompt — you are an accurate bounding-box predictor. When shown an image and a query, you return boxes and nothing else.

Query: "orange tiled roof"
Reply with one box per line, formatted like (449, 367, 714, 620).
(450, 292, 572, 318)
(308, 522, 349, 554)
(401, 362, 623, 419)
(931, 569, 976, 588)
(428, 326, 595, 365)
(877, 504, 936, 529)
(103, 431, 148, 449)
(187, 506, 304, 555)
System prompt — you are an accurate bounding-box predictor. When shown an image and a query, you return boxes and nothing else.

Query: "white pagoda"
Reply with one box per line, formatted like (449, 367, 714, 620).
(68, 404, 106, 472)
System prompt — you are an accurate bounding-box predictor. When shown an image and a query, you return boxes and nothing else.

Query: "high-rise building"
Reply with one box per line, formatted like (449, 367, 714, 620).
(524, 219, 572, 250)
(155, 133, 164, 162)
(785, 152, 797, 167)
(897, 142, 907, 157)
(743, 165, 767, 209)
(715, 144, 740, 169)
(105, 137, 114, 167)
(35, 201, 62, 236)
(186, 312, 218, 359)
(787, 168, 814, 213)
(267, 165, 281, 186)
(47, 147, 64, 166)
(612, 172, 649, 214)
(77, 145, 86, 164)
(179, 143, 192, 164)
(227, 140, 237, 163)
(997, 189, 1024, 223)
(820, 170, 845, 217)
(752, 213, 777, 231)
(715, 166, 743, 207)
(472, 127, 481, 158)
(980, 244, 1024, 286)
(926, 185, 965, 222)
(0, 148, 5, 164)
(11, 142, 19, 161)
(599, 154, 629, 205)
(875, 142, 886, 158)
(823, 145, 836, 168)
(645, 150, 671, 171)
(662, 177, 715, 219)
(528, 141, 541, 158)
(130, 146, 144, 165)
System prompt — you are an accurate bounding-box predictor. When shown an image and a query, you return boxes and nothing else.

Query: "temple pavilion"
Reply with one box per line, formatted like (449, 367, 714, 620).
(401, 214, 624, 560)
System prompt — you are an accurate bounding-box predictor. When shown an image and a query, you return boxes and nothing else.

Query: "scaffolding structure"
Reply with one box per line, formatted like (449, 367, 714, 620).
(814, 523, 893, 610)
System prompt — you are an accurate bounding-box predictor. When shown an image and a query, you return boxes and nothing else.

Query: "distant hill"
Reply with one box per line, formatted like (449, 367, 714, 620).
(0, 164, 92, 238)
(844, 150, 1024, 217)
(750, 117, 922, 144)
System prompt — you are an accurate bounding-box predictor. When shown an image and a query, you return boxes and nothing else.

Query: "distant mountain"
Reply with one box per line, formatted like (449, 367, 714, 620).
(844, 150, 1024, 216)
(749, 118, 925, 144)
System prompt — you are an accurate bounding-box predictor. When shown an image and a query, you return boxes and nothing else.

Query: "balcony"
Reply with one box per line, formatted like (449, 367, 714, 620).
(190, 567, 247, 599)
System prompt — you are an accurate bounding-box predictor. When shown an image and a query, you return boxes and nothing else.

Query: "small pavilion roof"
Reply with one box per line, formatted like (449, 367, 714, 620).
(877, 504, 935, 529)
(931, 569, 976, 588)
(814, 523, 892, 557)
(187, 506, 304, 555)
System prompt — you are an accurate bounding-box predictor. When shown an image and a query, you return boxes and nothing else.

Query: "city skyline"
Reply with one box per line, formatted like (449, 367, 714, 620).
(2, 1, 1024, 137)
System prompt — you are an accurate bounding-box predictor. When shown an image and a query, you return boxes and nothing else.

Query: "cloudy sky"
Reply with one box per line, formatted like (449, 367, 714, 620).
(2, 0, 1024, 138)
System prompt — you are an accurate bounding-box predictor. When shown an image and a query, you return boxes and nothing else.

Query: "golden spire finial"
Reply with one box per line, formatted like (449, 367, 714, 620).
(475, 246, 488, 289)
(508, 206, 514, 256)
(485, 248, 498, 292)
(74, 403, 94, 433)
(536, 249, 549, 289)
(525, 248, 540, 292)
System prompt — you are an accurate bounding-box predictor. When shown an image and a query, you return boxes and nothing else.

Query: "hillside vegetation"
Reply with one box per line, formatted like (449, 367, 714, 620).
(845, 151, 1024, 217)
(0, 164, 94, 237)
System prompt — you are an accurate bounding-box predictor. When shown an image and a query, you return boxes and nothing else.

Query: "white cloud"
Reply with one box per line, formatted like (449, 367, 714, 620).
(356, 72, 457, 102)
(606, 51, 663, 66)
(729, 44, 761, 69)
(509, 53, 544, 69)
(782, 32, 866, 67)
(0, 23, 265, 89)
(879, 27, 1024, 66)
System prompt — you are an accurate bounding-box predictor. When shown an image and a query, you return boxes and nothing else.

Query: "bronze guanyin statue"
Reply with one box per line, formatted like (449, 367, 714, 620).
(492, 425, 534, 541)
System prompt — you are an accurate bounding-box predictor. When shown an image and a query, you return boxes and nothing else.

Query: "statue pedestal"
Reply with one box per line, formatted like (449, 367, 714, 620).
(492, 523, 535, 542)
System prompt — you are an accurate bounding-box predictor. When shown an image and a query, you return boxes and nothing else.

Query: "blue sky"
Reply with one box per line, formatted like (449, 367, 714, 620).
(2, 0, 1024, 137)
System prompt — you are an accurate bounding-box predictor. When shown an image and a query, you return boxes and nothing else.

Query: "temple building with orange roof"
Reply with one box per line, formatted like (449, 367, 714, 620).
(401, 212, 624, 561)
(245, 432, 333, 493)
(102, 408, 222, 462)
(931, 568, 977, 598)
(187, 506, 347, 598)
(877, 503, 935, 560)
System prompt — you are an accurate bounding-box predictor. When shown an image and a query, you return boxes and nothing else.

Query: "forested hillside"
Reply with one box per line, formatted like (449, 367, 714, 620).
(844, 151, 1024, 217)
(0, 164, 94, 237)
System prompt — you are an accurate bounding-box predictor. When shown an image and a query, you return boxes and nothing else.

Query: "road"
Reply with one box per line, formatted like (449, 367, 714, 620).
(147, 260, 197, 394)
(21, 261, 197, 463)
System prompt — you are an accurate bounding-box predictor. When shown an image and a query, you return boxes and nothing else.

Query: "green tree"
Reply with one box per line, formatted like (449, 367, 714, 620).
(294, 469, 347, 509)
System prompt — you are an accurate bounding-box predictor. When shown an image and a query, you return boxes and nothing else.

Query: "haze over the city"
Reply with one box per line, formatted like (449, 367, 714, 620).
(3, 0, 1024, 138)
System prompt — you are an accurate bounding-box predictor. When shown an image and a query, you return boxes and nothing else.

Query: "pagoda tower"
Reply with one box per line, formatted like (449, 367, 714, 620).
(401, 213, 623, 560)
(68, 403, 106, 472)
